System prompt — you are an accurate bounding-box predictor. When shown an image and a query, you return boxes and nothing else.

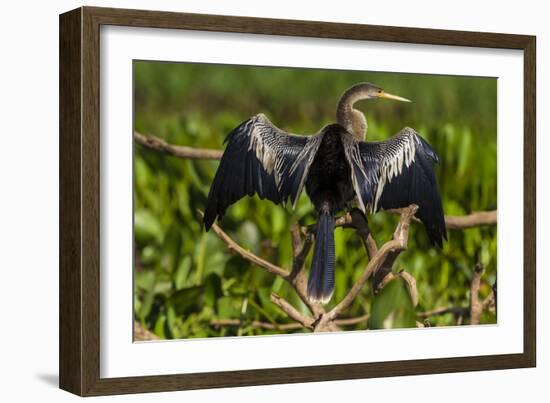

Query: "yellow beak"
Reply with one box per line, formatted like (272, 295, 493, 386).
(378, 91, 411, 102)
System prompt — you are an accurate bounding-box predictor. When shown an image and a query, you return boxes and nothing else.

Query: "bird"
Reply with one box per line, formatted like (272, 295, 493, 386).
(203, 82, 446, 304)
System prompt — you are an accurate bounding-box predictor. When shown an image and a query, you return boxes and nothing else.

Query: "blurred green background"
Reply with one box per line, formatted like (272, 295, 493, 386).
(133, 61, 497, 339)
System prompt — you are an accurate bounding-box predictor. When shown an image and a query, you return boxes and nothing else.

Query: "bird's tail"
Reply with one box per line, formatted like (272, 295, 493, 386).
(307, 209, 336, 304)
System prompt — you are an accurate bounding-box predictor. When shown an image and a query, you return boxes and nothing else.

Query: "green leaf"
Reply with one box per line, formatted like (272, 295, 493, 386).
(203, 273, 223, 308)
(369, 278, 416, 330)
(134, 209, 163, 244)
(174, 256, 192, 289)
(168, 285, 204, 315)
(217, 296, 240, 318)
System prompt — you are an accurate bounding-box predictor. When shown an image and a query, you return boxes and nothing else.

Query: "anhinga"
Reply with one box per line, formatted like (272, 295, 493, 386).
(204, 83, 446, 303)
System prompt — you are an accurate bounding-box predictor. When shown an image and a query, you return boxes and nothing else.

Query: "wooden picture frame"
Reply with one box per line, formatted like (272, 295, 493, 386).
(59, 6, 536, 396)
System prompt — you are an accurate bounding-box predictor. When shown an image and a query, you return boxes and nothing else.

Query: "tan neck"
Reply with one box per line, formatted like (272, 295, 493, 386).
(336, 88, 368, 141)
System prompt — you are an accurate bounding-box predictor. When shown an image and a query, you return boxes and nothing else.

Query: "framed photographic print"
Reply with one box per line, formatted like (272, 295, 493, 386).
(59, 6, 536, 396)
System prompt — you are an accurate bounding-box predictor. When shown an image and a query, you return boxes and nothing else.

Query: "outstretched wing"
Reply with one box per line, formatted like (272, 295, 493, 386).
(204, 113, 322, 230)
(346, 127, 447, 247)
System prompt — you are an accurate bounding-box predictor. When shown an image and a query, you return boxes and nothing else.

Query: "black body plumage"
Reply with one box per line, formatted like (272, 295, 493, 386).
(305, 124, 356, 214)
(204, 85, 447, 303)
(303, 125, 356, 301)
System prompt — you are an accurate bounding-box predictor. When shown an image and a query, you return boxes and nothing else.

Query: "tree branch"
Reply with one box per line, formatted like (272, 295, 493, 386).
(204, 214, 290, 279)
(345, 209, 379, 259)
(418, 262, 493, 326)
(270, 293, 314, 329)
(287, 227, 322, 318)
(378, 270, 419, 307)
(134, 321, 160, 341)
(470, 263, 484, 325)
(135, 131, 223, 160)
(483, 281, 497, 314)
(324, 205, 418, 323)
(445, 211, 497, 229)
(388, 208, 497, 229)
(417, 306, 470, 319)
(210, 314, 369, 331)
(210, 318, 304, 331)
(200, 211, 326, 328)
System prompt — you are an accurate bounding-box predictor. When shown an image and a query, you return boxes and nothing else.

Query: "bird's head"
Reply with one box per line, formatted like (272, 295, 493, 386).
(349, 82, 411, 102)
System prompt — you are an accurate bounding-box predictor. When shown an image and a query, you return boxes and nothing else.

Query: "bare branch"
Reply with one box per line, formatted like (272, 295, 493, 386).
(388, 208, 496, 229)
(325, 205, 418, 322)
(210, 319, 304, 331)
(135, 131, 223, 160)
(482, 282, 497, 314)
(203, 209, 323, 325)
(290, 224, 313, 280)
(375, 272, 396, 291)
(210, 314, 369, 331)
(290, 224, 302, 258)
(347, 209, 379, 259)
(134, 321, 159, 341)
(287, 225, 323, 318)
(470, 263, 484, 325)
(364, 235, 379, 259)
(372, 250, 402, 294)
(445, 211, 497, 229)
(417, 306, 469, 319)
(482, 292, 496, 313)
(207, 218, 289, 279)
(270, 293, 313, 329)
(400, 270, 419, 307)
(418, 263, 494, 326)
(333, 314, 370, 326)
(371, 269, 418, 308)
(492, 281, 497, 313)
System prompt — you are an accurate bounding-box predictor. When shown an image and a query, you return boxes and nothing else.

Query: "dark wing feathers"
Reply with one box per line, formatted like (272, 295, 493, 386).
(348, 127, 446, 247)
(203, 113, 320, 230)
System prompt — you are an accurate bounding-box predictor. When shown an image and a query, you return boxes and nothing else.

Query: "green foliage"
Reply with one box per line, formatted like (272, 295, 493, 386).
(133, 61, 497, 338)
(369, 278, 417, 330)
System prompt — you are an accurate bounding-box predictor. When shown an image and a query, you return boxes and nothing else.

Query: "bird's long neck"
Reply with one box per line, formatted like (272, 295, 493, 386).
(336, 86, 368, 141)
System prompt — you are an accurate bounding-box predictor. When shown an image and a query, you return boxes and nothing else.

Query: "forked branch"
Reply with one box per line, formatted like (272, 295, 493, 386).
(203, 205, 419, 332)
(322, 205, 418, 325)
(418, 262, 496, 326)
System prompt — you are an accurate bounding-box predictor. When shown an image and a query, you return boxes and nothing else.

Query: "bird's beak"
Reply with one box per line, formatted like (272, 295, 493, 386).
(378, 91, 411, 102)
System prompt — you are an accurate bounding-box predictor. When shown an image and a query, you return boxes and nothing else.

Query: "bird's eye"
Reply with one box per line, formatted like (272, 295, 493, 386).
(377, 89, 382, 94)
